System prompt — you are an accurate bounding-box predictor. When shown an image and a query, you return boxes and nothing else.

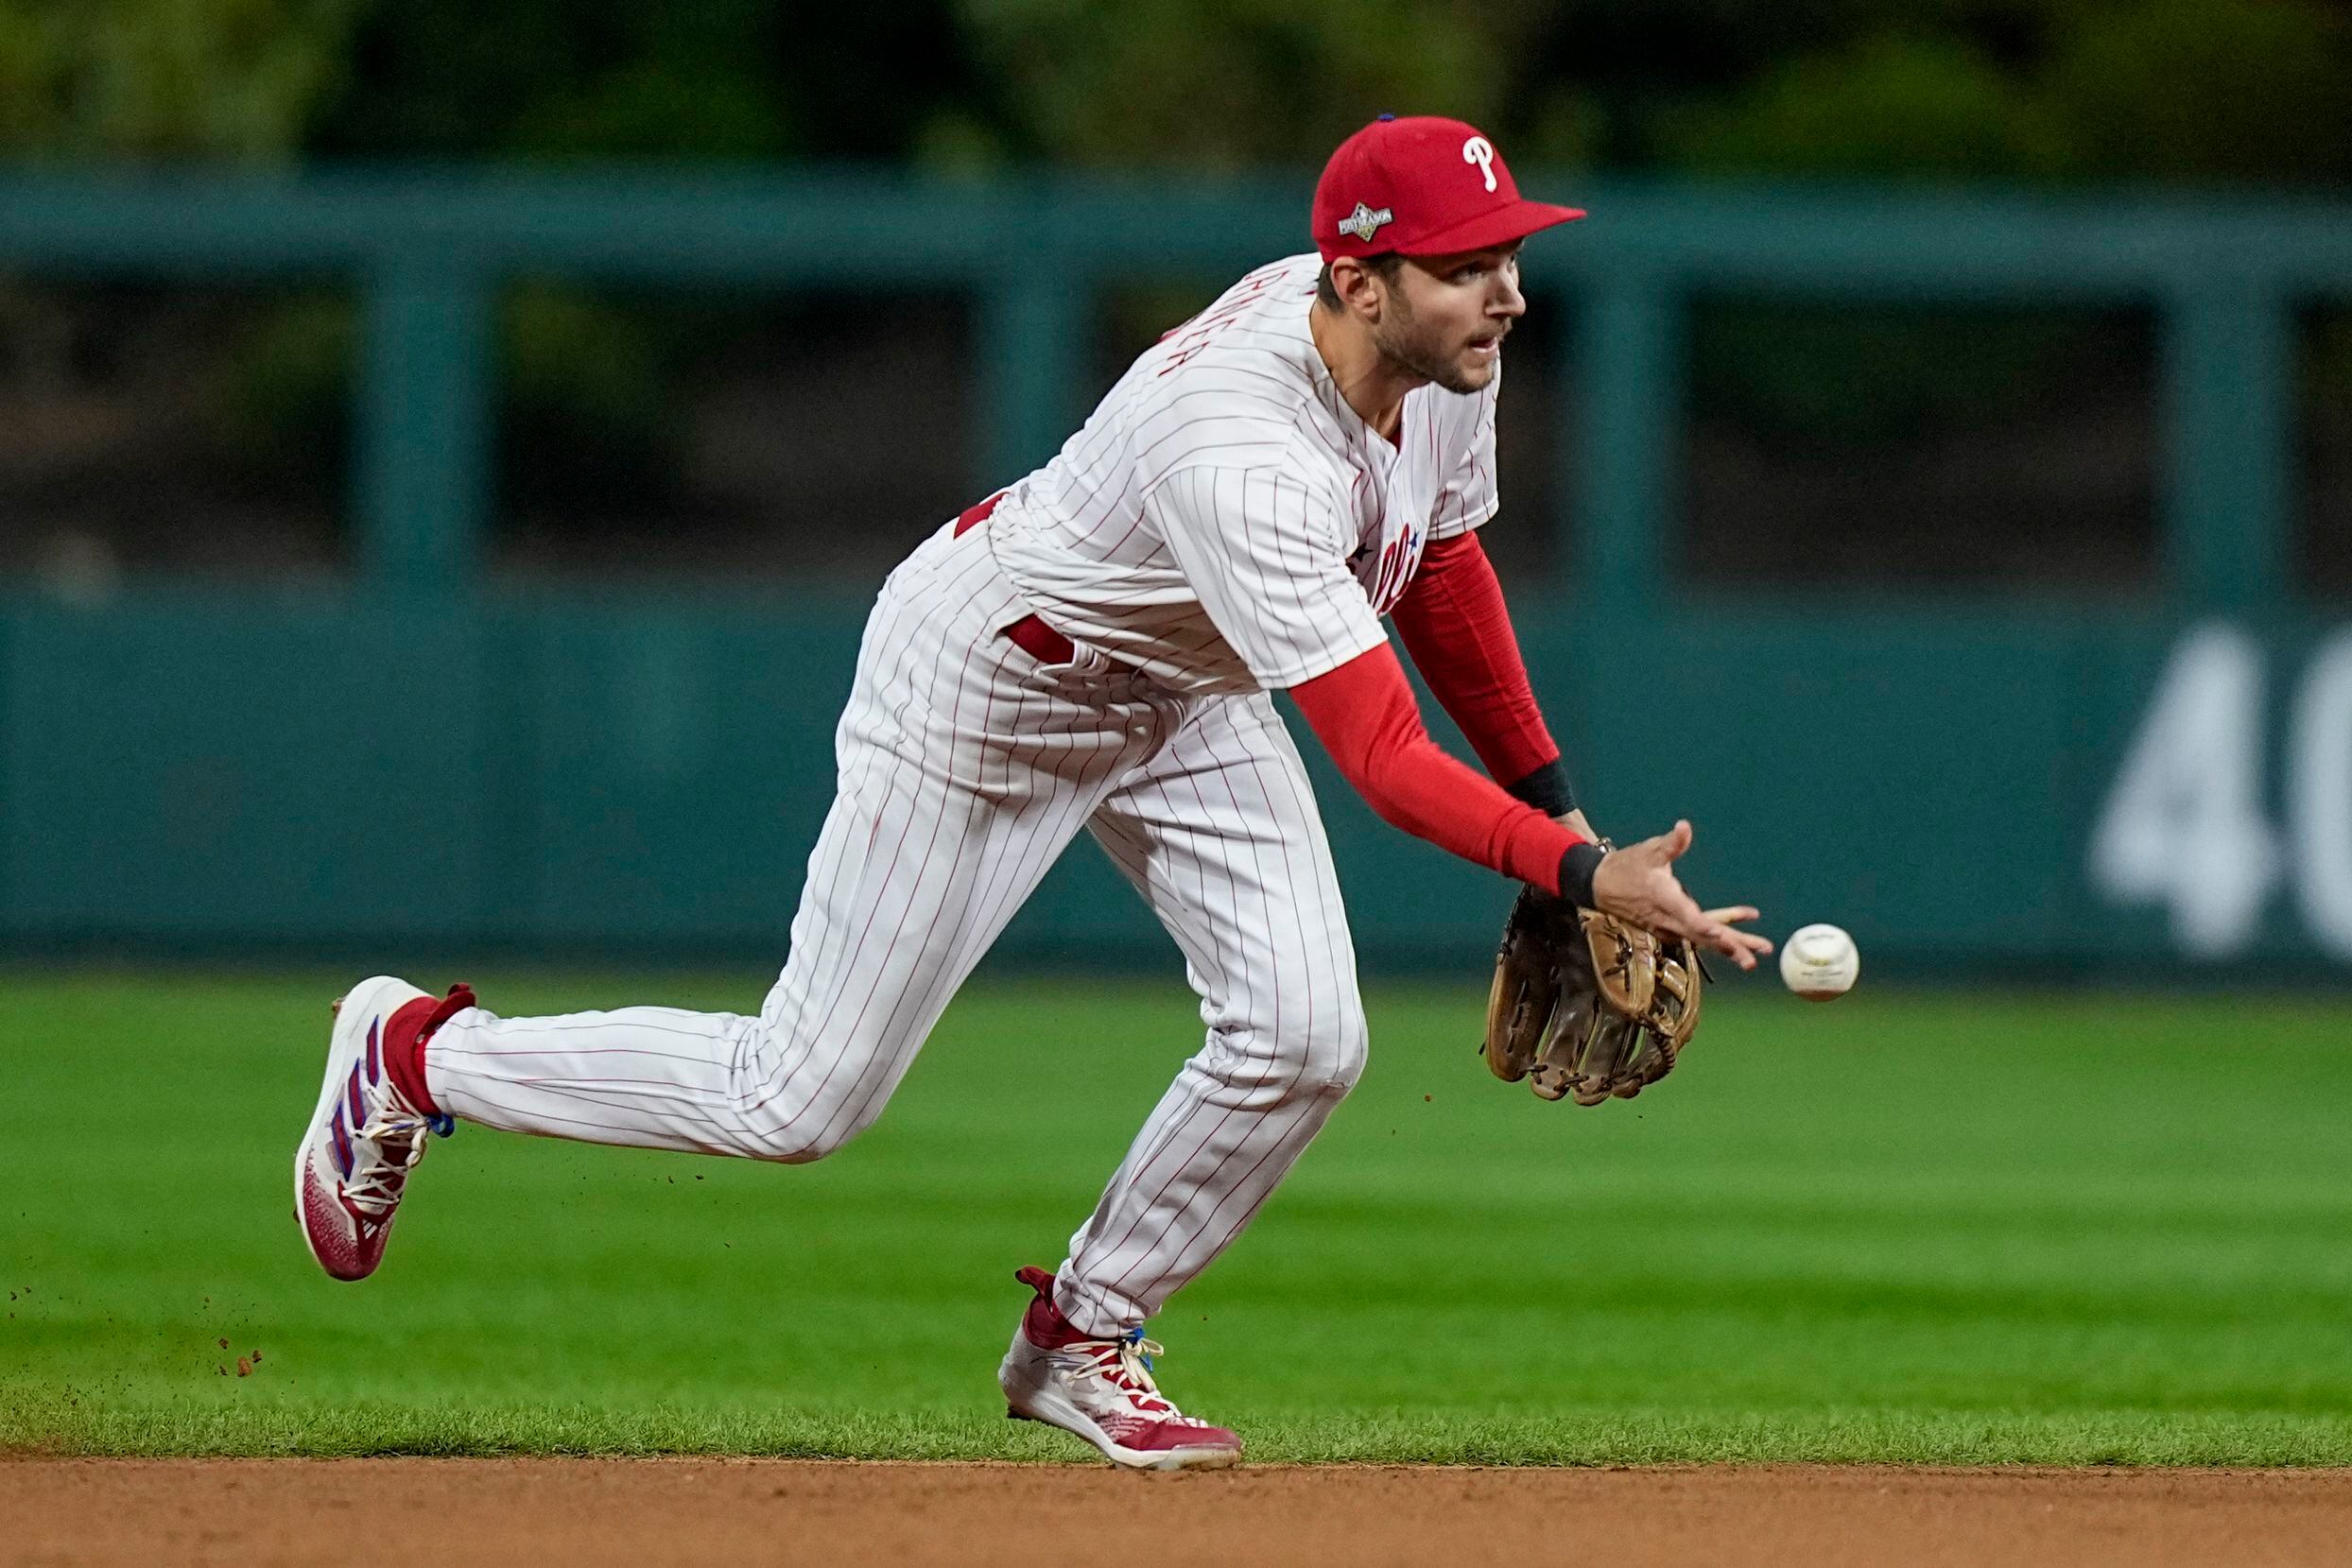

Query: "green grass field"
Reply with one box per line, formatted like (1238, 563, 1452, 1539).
(4, 973, 2348, 1464)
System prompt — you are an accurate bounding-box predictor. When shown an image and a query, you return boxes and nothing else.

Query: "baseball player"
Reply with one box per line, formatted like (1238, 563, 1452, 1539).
(294, 114, 1772, 1471)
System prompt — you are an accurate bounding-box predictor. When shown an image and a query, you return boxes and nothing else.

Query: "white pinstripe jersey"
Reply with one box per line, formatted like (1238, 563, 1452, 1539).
(986, 252, 1500, 696)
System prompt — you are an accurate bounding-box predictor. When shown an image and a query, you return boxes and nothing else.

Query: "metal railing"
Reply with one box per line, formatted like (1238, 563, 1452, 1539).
(7, 169, 2347, 609)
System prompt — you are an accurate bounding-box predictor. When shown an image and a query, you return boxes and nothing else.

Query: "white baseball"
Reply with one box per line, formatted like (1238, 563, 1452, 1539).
(1779, 922, 1859, 1001)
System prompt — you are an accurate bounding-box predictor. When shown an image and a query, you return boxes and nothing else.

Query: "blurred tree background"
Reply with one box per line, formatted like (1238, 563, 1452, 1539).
(8, 0, 2343, 176)
(1, 0, 2347, 582)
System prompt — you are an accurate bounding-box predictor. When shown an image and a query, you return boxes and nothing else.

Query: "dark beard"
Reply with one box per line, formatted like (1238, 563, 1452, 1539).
(1372, 313, 1480, 395)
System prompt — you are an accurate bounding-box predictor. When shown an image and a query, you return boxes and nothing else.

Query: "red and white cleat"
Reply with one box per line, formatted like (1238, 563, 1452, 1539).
(997, 1266, 1242, 1471)
(292, 976, 472, 1282)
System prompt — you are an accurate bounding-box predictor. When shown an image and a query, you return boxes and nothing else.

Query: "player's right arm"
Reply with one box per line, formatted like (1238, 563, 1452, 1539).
(1286, 641, 1600, 898)
(1286, 647, 1767, 968)
(1145, 458, 1765, 967)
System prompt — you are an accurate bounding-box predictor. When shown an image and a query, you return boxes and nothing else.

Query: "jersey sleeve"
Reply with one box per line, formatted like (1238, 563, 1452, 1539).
(1391, 529, 1563, 791)
(1288, 640, 1596, 898)
(1428, 377, 1500, 541)
(1145, 461, 1390, 690)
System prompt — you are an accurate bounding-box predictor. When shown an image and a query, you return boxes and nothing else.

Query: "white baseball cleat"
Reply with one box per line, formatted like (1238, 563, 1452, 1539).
(293, 975, 472, 1282)
(998, 1266, 1242, 1471)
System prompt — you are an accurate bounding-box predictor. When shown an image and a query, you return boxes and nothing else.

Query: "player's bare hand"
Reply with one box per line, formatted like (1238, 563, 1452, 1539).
(1590, 819, 1774, 971)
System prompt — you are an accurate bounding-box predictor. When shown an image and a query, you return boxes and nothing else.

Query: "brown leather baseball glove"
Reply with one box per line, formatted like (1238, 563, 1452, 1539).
(1483, 886, 1705, 1105)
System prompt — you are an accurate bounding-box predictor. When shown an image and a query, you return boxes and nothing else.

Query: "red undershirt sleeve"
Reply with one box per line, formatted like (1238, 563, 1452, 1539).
(1389, 530, 1573, 812)
(1288, 641, 1602, 902)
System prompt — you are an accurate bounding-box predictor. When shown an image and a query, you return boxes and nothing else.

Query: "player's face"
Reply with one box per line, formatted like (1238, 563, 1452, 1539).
(1374, 243, 1526, 394)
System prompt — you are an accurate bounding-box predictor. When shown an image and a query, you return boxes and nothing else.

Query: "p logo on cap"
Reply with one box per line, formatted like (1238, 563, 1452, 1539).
(1462, 135, 1496, 192)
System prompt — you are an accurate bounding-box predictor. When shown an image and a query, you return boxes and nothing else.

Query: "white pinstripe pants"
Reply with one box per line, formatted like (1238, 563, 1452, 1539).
(428, 520, 1368, 1335)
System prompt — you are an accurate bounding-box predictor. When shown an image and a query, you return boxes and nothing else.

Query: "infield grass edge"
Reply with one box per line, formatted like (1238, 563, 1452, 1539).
(6, 1398, 2349, 1466)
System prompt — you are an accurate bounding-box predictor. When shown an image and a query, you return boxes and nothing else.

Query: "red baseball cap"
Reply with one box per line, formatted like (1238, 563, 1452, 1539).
(1312, 115, 1584, 262)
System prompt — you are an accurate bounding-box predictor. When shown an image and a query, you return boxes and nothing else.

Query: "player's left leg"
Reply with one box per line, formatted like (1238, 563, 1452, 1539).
(1058, 688, 1368, 1333)
(994, 689, 1363, 1465)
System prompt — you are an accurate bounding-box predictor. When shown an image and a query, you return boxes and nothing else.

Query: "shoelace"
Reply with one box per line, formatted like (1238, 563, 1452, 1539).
(340, 1099, 443, 1220)
(1066, 1330, 1180, 1418)
(336, 984, 470, 1220)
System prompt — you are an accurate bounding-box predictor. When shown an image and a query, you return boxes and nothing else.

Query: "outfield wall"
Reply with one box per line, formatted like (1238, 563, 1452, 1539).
(9, 592, 2346, 974)
(5, 173, 2348, 972)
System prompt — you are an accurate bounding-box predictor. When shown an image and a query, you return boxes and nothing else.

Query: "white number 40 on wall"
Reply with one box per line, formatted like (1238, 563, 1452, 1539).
(2091, 623, 2352, 959)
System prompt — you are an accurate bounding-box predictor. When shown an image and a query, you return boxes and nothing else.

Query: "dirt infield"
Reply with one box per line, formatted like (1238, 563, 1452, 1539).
(5, 1459, 2348, 1567)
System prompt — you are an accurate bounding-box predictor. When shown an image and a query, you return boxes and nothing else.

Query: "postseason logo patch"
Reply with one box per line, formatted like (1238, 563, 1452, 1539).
(1337, 202, 1393, 242)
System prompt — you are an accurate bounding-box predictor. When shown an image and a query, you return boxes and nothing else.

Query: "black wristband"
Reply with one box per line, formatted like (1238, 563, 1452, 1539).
(1557, 841, 1606, 908)
(1505, 758, 1577, 818)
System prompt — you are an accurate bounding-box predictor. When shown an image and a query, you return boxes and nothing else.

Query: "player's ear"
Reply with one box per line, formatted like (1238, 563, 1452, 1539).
(1328, 257, 1386, 322)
